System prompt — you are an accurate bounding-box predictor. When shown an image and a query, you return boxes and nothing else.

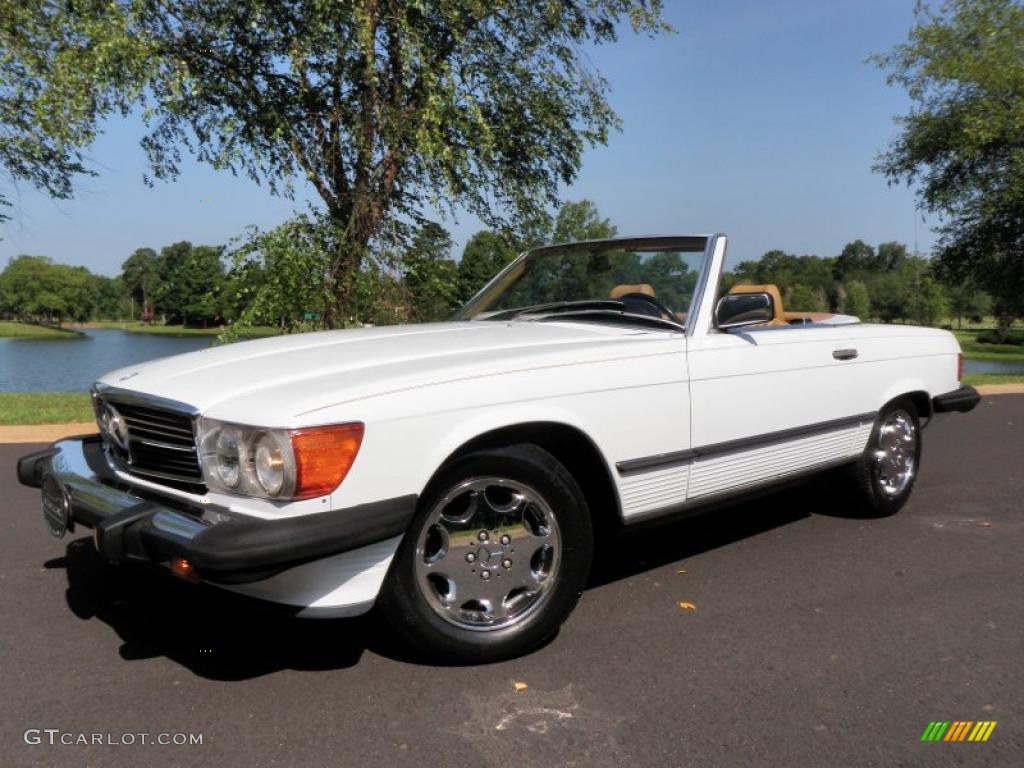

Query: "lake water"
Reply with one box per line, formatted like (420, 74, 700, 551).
(962, 358, 1024, 375)
(0, 329, 212, 392)
(1, 328, 1022, 392)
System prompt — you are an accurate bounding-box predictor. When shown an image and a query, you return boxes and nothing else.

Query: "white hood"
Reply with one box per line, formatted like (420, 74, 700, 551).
(97, 320, 675, 424)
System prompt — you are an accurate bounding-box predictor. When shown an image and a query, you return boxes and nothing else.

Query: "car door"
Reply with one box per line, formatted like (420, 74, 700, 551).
(685, 322, 874, 501)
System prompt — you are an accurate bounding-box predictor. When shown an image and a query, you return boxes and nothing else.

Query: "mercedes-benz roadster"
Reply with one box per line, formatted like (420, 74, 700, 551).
(18, 235, 980, 661)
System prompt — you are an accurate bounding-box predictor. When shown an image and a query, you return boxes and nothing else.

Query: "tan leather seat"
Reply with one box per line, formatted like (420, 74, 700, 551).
(609, 283, 656, 299)
(727, 283, 788, 326)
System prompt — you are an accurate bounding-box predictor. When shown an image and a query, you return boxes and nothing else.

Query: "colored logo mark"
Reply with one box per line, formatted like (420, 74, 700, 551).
(921, 721, 997, 742)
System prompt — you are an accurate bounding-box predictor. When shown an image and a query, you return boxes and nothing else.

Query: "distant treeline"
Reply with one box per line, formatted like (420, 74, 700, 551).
(723, 240, 989, 328)
(0, 200, 996, 332)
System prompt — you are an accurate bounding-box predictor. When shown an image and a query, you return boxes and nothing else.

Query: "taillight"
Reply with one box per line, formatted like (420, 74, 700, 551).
(957, 352, 963, 382)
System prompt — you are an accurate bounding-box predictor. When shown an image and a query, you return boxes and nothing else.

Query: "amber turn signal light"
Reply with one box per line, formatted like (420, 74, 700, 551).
(171, 557, 200, 583)
(290, 423, 364, 499)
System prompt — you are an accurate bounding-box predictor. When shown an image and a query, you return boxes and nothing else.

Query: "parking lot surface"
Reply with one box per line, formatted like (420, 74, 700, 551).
(2, 397, 1021, 767)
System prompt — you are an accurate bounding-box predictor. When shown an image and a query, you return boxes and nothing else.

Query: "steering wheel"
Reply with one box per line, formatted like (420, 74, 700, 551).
(617, 292, 677, 322)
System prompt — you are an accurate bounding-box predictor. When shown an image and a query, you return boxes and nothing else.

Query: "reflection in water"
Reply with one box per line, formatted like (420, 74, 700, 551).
(0, 329, 213, 392)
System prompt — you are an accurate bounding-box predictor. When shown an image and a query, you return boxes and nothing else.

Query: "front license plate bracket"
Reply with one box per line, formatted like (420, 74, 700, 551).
(41, 475, 72, 538)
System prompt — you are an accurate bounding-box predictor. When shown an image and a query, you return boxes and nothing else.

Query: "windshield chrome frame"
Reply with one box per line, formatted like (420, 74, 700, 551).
(455, 235, 714, 332)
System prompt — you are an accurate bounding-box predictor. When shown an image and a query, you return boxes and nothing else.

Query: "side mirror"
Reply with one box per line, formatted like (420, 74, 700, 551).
(715, 292, 774, 330)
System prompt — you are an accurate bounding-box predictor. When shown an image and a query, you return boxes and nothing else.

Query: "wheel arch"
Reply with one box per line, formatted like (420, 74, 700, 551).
(877, 384, 933, 419)
(425, 421, 623, 533)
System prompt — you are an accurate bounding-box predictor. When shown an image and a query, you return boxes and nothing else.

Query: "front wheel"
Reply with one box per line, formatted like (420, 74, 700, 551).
(377, 444, 593, 663)
(844, 399, 922, 517)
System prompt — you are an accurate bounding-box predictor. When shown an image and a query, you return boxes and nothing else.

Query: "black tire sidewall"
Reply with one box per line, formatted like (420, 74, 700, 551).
(861, 399, 922, 516)
(378, 444, 593, 662)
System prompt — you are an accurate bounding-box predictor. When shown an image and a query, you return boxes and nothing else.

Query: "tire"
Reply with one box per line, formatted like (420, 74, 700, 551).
(377, 443, 593, 663)
(844, 398, 922, 517)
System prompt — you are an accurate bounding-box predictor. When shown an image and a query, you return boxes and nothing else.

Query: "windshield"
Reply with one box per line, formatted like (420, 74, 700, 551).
(455, 236, 709, 330)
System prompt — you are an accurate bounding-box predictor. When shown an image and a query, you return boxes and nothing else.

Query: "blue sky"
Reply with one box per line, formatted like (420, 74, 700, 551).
(0, 0, 936, 275)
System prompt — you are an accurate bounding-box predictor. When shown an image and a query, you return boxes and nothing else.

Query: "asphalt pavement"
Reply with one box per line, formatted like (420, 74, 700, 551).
(1, 397, 1021, 767)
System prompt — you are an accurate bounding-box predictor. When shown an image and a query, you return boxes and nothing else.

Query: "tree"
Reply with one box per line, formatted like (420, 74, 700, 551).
(551, 200, 618, 243)
(907, 272, 949, 327)
(0, 256, 54, 319)
(876, 241, 909, 271)
(403, 222, 459, 321)
(121, 248, 160, 317)
(404, 221, 453, 270)
(0, 1, 148, 226)
(458, 231, 520, 303)
(732, 249, 839, 310)
(93, 275, 128, 320)
(845, 280, 871, 320)
(874, 0, 1024, 328)
(60, 265, 101, 323)
(870, 272, 911, 323)
(33, 1, 668, 325)
(0, 255, 103, 323)
(153, 242, 225, 326)
(834, 240, 878, 281)
(946, 277, 991, 329)
(224, 215, 333, 337)
(788, 283, 827, 312)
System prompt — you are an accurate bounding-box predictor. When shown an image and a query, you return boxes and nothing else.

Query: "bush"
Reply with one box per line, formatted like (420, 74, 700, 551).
(976, 330, 1024, 346)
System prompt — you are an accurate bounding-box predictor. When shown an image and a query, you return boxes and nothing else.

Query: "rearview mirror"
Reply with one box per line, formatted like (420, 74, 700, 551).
(715, 292, 774, 330)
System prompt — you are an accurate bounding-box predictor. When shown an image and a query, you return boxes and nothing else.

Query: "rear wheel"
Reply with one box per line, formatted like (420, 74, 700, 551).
(377, 444, 593, 662)
(845, 399, 922, 517)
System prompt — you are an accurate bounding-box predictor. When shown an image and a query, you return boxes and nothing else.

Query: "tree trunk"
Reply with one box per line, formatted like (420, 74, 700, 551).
(323, 208, 374, 330)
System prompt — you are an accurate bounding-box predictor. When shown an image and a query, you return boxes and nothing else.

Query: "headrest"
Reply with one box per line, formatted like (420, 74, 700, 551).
(609, 283, 656, 299)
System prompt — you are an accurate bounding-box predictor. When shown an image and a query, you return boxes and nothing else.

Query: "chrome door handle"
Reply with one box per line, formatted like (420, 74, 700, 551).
(832, 348, 858, 360)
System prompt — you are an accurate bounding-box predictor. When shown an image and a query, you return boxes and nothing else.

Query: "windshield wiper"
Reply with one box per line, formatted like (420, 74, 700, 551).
(481, 300, 626, 321)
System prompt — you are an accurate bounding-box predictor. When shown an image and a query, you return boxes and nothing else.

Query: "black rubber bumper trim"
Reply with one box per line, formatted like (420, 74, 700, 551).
(17, 447, 58, 488)
(141, 495, 418, 582)
(932, 385, 981, 413)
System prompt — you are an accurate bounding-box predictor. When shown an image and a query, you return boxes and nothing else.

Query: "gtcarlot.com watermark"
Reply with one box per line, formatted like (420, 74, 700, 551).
(24, 729, 202, 746)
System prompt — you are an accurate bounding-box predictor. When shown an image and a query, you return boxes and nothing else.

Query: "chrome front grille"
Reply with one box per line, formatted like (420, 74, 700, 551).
(96, 395, 204, 487)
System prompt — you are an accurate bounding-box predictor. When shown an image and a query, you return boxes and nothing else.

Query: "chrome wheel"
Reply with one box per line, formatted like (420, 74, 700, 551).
(414, 477, 562, 631)
(872, 408, 917, 496)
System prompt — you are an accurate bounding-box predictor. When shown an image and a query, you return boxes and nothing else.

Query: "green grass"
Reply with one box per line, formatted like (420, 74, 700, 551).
(0, 393, 94, 425)
(0, 321, 83, 339)
(962, 373, 1024, 387)
(91, 321, 280, 338)
(941, 316, 1022, 331)
(954, 330, 1024, 363)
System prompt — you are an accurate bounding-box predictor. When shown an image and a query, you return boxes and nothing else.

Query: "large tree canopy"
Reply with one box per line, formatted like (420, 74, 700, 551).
(19, 0, 667, 325)
(874, 0, 1024, 326)
(0, 1, 147, 224)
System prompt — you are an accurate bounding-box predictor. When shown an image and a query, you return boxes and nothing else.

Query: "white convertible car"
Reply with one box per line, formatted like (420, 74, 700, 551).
(19, 235, 980, 661)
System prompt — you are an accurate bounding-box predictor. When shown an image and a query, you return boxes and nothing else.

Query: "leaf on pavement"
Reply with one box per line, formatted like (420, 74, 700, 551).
(513, 681, 528, 691)
(678, 601, 696, 611)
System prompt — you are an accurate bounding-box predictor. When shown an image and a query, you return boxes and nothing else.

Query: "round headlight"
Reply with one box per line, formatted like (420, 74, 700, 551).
(215, 428, 243, 488)
(253, 432, 285, 495)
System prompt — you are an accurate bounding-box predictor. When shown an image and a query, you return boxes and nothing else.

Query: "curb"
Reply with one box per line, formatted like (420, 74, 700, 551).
(974, 384, 1024, 396)
(0, 423, 96, 444)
